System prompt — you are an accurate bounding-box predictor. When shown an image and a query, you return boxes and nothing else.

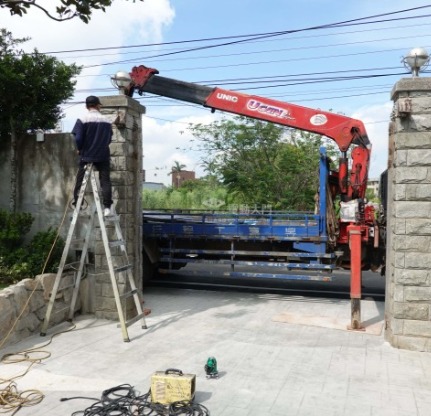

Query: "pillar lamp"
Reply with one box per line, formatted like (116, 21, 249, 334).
(402, 47, 430, 77)
(111, 71, 132, 94)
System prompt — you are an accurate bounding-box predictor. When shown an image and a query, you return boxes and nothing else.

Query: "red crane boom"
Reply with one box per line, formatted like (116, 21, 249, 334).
(128, 65, 371, 201)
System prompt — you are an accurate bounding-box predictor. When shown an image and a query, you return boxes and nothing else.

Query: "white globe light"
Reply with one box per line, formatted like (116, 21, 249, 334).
(111, 71, 132, 93)
(403, 48, 430, 77)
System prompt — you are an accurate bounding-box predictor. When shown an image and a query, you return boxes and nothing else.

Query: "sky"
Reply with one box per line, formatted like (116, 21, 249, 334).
(2, 0, 431, 185)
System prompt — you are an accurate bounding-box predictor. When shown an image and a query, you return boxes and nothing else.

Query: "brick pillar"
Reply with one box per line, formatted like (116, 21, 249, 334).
(93, 95, 145, 320)
(385, 78, 431, 352)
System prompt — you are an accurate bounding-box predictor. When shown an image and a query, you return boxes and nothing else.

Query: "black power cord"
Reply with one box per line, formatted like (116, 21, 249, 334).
(169, 401, 210, 416)
(63, 384, 210, 416)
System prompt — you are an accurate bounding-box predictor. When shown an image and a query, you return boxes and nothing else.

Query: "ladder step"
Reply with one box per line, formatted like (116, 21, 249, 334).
(118, 311, 149, 329)
(52, 305, 70, 315)
(115, 264, 133, 273)
(120, 288, 138, 299)
(70, 214, 92, 220)
(109, 239, 125, 248)
(104, 215, 120, 222)
(63, 261, 82, 271)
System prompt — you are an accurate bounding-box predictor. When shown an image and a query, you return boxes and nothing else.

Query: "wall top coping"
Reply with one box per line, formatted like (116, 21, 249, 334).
(100, 95, 146, 114)
(391, 77, 431, 100)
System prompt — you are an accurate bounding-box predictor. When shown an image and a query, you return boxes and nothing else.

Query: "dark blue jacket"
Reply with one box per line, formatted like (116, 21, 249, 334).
(72, 109, 113, 163)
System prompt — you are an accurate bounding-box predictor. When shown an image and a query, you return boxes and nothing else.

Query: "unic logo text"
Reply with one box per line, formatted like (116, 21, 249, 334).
(246, 100, 294, 119)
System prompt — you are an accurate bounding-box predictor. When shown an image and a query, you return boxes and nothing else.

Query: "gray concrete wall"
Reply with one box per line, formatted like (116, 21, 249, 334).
(385, 77, 431, 352)
(0, 133, 77, 237)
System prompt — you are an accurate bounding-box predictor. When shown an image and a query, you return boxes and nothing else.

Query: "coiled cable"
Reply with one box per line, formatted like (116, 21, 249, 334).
(65, 384, 210, 416)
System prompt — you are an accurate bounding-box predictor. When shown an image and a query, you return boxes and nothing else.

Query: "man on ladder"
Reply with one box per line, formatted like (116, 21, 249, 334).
(41, 95, 151, 341)
(72, 95, 113, 217)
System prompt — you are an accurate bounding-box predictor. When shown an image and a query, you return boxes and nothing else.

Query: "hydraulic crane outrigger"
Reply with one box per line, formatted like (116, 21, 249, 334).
(127, 65, 384, 330)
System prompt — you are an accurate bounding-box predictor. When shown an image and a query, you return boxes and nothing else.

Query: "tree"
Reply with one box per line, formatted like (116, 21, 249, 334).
(0, 29, 81, 211)
(169, 161, 186, 174)
(169, 161, 186, 188)
(189, 116, 339, 210)
(0, 0, 143, 23)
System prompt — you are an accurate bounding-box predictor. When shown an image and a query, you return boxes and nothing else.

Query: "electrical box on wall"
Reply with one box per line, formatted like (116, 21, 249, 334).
(36, 131, 45, 142)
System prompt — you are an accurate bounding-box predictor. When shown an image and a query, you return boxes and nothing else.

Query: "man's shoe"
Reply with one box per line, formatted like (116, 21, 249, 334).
(71, 199, 88, 211)
(103, 208, 112, 217)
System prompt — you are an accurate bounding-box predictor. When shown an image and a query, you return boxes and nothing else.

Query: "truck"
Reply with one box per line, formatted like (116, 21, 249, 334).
(126, 65, 386, 326)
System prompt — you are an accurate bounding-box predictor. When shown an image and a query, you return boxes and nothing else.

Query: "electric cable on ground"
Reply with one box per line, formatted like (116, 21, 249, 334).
(62, 384, 210, 416)
(0, 181, 81, 414)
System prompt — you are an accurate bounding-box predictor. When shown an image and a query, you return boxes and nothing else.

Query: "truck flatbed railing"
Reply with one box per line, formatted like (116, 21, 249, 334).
(143, 211, 324, 241)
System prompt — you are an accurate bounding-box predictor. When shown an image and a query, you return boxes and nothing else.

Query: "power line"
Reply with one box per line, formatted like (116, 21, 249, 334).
(39, 5, 431, 56)
(140, 89, 390, 106)
(71, 68, 407, 103)
(82, 8, 431, 68)
(75, 65, 403, 85)
(72, 70, 402, 97)
(147, 46, 427, 74)
(71, 39, 429, 80)
(47, 21, 431, 61)
(140, 113, 390, 127)
(194, 66, 403, 86)
(67, 32, 431, 76)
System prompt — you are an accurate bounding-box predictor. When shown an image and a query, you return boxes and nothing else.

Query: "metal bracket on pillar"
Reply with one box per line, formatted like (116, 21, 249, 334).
(114, 110, 127, 127)
(347, 225, 365, 331)
(396, 98, 412, 118)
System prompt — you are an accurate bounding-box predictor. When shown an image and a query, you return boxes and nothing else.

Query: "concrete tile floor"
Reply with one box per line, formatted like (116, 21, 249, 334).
(1, 287, 431, 416)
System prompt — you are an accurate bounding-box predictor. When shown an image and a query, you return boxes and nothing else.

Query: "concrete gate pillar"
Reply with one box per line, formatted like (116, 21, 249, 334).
(91, 95, 145, 320)
(385, 78, 431, 352)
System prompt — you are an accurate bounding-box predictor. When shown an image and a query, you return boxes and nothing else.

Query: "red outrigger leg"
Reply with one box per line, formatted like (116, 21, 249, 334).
(348, 224, 365, 331)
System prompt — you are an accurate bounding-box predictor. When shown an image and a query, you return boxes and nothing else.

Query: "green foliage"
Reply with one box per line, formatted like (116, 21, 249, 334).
(25, 229, 64, 275)
(0, 29, 81, 137)
(143, 178, 235, 210)
(189, 116, 339, 210)
(0, 28, 27, 54)
(0, 0, 144, 23)
(169, 160, 186, 175)
(0, 209, 64, 286)
(366, 188, 379, 203)
(0, 210, 33, 253)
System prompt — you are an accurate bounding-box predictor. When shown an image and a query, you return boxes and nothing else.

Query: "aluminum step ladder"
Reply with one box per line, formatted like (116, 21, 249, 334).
(40, 163, 147, 342)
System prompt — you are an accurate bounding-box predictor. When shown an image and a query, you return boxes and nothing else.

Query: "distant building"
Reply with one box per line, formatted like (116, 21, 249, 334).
(367, 177, 380, 198)
(143, 182, 165, 191)
(171, 170, 196, 188)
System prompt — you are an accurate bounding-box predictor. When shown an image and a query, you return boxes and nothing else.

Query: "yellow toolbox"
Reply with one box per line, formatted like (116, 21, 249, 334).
(150, 368, 196, 405)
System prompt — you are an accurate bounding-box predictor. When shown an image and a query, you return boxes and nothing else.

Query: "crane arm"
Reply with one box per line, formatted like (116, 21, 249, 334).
(128, 65, 372, 200)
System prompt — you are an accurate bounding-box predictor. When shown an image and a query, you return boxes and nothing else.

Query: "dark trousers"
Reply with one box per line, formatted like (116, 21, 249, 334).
(73, 161, 113, 208)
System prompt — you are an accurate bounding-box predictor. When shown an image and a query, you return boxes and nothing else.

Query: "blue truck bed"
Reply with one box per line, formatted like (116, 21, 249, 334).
(142, 148, 337, 282)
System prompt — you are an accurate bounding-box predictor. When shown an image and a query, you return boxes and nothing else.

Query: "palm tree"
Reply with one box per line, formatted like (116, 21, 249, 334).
(169, 161, 186, 188)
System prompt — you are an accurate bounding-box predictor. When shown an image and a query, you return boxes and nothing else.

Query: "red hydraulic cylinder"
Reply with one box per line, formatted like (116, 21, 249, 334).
(347, 224, 364, 330)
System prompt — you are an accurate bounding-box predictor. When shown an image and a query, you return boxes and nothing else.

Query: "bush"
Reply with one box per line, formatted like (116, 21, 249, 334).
(0, 210, 33, 255)
(25, 228, 65, 275)
(0, 209, 64, 286)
